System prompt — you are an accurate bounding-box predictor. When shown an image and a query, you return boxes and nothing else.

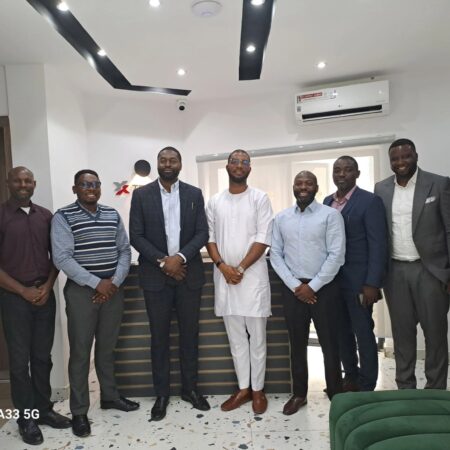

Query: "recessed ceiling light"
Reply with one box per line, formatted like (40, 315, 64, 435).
(97, 49, 107, 57)
(251, 0, 265, 5)
(177, 68, 186, 76)
(56, 1, 69, 12)
(246, 44, 256, 53)
(317, 61, 327, 69)
(149, 0, 161, 7)
(192, 1, 222, 18)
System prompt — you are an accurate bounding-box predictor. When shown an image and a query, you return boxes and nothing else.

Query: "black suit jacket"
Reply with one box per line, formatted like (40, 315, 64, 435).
(129, 180, 208, 291)
(324, 186, 388, 293)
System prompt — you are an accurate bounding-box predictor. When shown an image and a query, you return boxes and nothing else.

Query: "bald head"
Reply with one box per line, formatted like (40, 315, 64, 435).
(7, 166, 36, 205)
(294, 170, 317, 184)
(7, 166, 34, 181)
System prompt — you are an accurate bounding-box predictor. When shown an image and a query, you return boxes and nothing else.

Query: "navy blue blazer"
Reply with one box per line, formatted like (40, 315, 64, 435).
(324, 186, 388, 293)
(129, 180, 208, 291)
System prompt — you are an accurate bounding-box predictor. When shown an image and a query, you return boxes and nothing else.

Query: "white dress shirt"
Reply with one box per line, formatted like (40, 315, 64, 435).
(391, 169, 420, 261)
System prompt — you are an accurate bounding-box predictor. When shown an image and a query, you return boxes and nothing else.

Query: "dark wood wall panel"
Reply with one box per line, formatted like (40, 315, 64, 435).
(116, 262, 292, 397)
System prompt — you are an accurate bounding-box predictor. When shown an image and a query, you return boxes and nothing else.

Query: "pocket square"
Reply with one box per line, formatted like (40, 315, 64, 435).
(425, 196, 436, 204)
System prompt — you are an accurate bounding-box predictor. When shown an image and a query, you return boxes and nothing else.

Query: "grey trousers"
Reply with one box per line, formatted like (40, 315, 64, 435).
(64, 280, 124, 415)
(384, 260, 449, 389)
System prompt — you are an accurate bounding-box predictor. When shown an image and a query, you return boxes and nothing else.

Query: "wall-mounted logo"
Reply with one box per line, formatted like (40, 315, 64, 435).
(114, 160, 151, 196)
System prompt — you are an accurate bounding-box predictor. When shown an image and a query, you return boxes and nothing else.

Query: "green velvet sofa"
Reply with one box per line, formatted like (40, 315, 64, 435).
(329, 389, 450, 450)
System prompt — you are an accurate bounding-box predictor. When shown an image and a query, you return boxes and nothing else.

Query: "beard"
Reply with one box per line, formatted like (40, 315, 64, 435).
(226, 167, 249, 184)
(158, 168, 180, 183)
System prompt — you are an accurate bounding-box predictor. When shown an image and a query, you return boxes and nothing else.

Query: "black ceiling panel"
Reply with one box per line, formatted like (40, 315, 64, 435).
(239, 0, 276, 81)
(26, 0, 191, 96)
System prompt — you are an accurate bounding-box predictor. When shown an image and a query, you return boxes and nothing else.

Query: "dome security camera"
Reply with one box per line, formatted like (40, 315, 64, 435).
(176, 99, 187, 111)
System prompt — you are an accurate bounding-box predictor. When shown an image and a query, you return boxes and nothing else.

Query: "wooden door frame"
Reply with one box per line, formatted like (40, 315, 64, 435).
(0, 116, 12, 378)
(0, 116, 12, 203)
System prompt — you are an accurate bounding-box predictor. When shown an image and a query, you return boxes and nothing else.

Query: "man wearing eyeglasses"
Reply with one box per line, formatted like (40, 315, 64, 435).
(51, 170, 139, 438)
(206, 150, 273, 414)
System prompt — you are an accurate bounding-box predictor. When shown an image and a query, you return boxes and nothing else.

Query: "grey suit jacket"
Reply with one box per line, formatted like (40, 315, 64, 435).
(374, 168, 450, 285)
(129, 179, 209, 291)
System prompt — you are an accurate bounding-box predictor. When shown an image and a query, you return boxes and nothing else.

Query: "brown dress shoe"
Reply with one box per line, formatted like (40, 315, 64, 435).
(221, 388, 252, 412)
(282, 395, 307, 415)
(252, 390, 268, 414)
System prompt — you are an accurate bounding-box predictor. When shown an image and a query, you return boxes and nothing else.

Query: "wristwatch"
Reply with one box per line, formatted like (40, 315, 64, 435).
(215, 259, 223, 268)
(157, 258, 166, 269)
(237, 265, 245, 274)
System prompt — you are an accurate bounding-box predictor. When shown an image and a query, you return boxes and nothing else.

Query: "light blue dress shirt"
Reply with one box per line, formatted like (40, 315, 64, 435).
(158, 179, 186, 261)
(270, 200, 346, 292)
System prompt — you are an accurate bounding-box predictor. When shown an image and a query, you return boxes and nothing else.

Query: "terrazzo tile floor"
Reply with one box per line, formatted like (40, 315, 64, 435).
(0, 347, 442, 450)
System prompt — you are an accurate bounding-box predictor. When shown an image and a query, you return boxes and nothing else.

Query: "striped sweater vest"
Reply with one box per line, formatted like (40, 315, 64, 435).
(58, 202, 119, 278)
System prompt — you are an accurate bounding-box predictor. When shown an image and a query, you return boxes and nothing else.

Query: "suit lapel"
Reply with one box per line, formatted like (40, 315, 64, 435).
(179, 181, 189, 230)
(384, 178, 395, 237)
(340, 186, 360, 215)
(150, 181, 165, 227)
(412, 169, 432, 234)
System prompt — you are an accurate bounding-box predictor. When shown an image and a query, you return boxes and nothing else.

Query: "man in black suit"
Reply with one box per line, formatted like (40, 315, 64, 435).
(129, 147, 210, 420)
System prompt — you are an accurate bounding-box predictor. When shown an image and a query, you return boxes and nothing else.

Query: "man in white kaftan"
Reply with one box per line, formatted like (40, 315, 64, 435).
(206, 150, 273, 414)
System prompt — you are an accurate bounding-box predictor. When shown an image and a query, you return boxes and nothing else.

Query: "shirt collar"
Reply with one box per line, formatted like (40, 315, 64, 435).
(394, 167, 418, 187)
(295, 199, 319, 214)
(76, 200, 99, 215)
(6, 197, 36, 212)
(158, 179, 179, 194)
(332, 185, 357, 204)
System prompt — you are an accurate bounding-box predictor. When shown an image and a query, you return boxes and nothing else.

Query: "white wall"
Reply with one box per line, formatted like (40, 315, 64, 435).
(5, 65, 53, 208)
(84, 95, 186, 261)
(183, 70, 450, 182)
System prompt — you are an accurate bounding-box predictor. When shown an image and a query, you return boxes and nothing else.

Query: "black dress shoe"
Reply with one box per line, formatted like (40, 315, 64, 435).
(72, 414, 91, 437)
(100, 396, 140, 412)
(282, 395, 307, 415)
(37, 409, 72, 428)
(181, 390, 211, 411)
(150, 396, 169, 421)
(18, 419, 43, 445)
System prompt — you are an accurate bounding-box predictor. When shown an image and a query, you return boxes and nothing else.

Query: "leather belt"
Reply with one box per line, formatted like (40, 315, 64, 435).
(299, 278, 312, 283)
(391, 259, 421, 263)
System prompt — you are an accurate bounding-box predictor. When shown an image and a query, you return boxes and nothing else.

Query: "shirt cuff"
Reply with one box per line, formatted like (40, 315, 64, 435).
(176, 252, 187, 263)
(308, 277, 323, 293)
(87, 275, 102, 290)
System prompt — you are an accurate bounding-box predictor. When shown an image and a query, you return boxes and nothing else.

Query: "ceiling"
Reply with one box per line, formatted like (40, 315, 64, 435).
(1, 0, 449, 101)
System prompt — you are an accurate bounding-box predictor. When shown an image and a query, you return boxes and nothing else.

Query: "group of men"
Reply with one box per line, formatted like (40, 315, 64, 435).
(0, 138, 448, 446)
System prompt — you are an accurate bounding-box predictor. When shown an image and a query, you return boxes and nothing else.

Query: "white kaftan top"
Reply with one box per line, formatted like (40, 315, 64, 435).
(206, 187, 273, 317)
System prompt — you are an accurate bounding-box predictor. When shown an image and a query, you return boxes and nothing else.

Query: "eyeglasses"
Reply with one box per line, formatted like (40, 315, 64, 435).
(77, 181, 101, 189)
(229, 158, 250, 167)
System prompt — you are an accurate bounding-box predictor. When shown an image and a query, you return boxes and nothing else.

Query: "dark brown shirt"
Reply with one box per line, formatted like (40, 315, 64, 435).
(0, 198, 53, 285)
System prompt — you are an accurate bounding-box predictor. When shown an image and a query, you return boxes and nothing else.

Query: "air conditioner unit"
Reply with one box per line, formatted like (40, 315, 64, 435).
(295, 80, 389, 124)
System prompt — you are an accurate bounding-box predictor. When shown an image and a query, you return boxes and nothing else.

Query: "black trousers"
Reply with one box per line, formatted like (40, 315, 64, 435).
(0, 288, 55, 415)
(282, 280, 342, 399)
(144, 282, 201, 397)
